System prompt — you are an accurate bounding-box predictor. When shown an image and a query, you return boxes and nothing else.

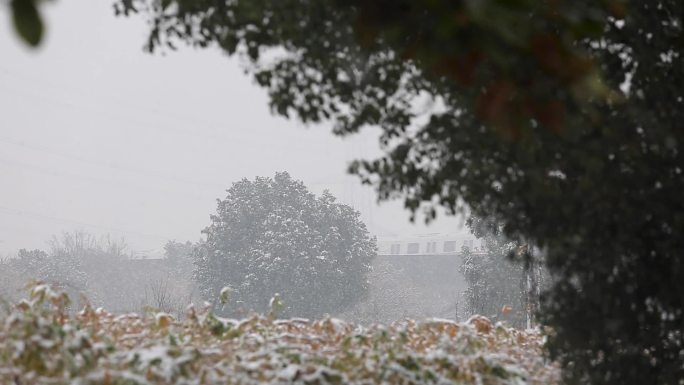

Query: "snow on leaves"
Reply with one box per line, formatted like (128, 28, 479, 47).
(1, 285, 560, 385)
(195, 172, 376, 318)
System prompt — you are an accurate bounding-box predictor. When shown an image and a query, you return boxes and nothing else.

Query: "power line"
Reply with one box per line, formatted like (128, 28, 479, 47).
(0, 85, 255, 146)
(0, 204, 174, 241)
(0, 71, 319, 148)
(0, 222, 52, 239)
(0, 135, 226, 190)
(0, 154, 210, 201)
(0, 65, 274, 142)
(0, 135, 375, 206)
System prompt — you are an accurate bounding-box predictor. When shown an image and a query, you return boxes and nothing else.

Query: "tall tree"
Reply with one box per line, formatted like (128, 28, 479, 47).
(194, 172, 376, 318)
(8, 232, 131, 309)
(163, 240, 195, 280)
(111, 2, 683, 383)
(461, 217, 546, 329)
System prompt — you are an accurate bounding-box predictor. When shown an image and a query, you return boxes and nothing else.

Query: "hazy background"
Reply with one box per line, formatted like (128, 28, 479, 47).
(0, 0, 466, 257)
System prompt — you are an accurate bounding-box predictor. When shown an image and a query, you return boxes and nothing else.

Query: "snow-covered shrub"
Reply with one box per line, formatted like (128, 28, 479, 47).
(0, 284, 560, 385)
(194, 172, 376, 318)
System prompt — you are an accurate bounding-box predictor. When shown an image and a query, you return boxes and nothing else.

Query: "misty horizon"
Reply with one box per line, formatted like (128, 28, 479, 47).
(0, 1, 467, 258)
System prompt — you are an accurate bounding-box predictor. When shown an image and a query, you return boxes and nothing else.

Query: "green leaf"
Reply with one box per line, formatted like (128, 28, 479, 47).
(11, 0, 44, 47)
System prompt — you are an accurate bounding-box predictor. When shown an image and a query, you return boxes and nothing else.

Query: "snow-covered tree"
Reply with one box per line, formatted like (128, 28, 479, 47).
(12, 246, 89, 304)
(194, 172, 376, 318)
(163, 240, 195, 281)
(6, 232, 130, 309)
(460, 217, 546, 328)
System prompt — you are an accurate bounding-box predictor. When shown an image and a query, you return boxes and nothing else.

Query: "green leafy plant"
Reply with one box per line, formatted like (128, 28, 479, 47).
(9, 0, 44, 47)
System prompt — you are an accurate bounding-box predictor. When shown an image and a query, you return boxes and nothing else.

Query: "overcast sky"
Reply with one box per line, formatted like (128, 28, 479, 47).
(0, 0, 467, 257)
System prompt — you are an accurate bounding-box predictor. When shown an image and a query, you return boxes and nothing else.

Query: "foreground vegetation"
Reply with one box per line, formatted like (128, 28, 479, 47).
(1, 285, 558, 385)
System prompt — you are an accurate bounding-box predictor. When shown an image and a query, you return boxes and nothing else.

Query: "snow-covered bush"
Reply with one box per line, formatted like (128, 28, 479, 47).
(0, 284, 560, 385)
(194, 172, 376, 318)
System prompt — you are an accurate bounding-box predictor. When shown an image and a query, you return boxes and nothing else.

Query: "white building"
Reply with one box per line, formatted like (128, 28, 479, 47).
(377, 233, 486, 256)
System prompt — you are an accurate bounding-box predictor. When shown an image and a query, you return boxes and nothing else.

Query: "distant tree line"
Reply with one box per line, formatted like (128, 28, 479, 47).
(0, 232, 195, 317)
(1, 173, 376, 320)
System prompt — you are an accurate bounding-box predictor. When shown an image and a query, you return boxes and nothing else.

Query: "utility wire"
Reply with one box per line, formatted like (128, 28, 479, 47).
(0, 135, 226, 190)
(0, 136, 368, 200)
(0, 65, 265, 137)
(0, 68, 318, 147)
(0, 205, 174, 241)
(0, 154, 210, 201)
(0, 84, 261, 146)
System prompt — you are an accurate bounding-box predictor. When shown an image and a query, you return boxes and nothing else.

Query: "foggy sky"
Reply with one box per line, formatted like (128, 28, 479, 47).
(0, 0, 466, 257)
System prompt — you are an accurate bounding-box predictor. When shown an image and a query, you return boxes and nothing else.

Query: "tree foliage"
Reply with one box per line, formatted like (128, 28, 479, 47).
(460, 217, 546, 329)
(7, 0, 45, 47)
(6, 232, 129, 307)
(163, 240, 195, 280)
(3, 231, 196, 314)
(193, 172, 376, 318)
(110, 1, 683, 383)
(113, 0, 622, 139)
